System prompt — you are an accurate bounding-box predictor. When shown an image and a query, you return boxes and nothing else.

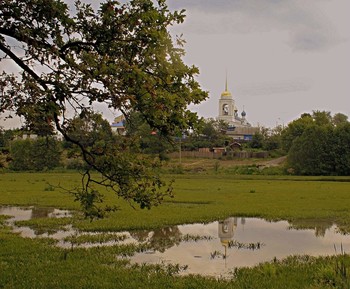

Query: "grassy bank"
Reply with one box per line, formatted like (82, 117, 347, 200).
(1, 172, 350, 232)
(1, 171, 350, 288)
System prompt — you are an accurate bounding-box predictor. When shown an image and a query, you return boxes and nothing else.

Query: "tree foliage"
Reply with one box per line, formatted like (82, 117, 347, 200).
(281, 113, 314, 152)
(181, 118, 230, 150)
(124, 111, 173, 157)
(0, 128, 16, 150)
(332, 113, 348, 126)
(287, 125, 333, 175)
(9, 137, 61, 171)
(248, 126, 283, 152)
(0, 0, 207, 218)
(332, 122, 350, 175)
(284, 111, 350, 175)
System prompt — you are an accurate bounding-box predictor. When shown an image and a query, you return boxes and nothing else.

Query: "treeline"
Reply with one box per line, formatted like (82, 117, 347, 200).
(283, 111, 350, 175)
(1, 111, 349, 175)
(1, 132, 70, 171)
(248, 111, 350, 175)
(178, 110, 350, 176)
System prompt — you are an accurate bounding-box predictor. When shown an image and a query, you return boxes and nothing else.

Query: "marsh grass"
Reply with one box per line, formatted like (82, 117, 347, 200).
(227, 240, 264, 250)
(15, 217, 75, 235)
(2, 171, 350, 288)
(64, 232, 128, 245)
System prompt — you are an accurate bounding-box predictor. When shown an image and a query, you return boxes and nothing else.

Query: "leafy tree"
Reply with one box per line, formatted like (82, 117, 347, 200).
(249, 131, 264, 149)
(264, 125, 283, 151)
(9, 137, 61, 171)
(247, 126, 282, 151)
(124, 111, 173, 157)
(0, 0, 207, 218)
(332, 113, 348, 126)
(181, 118, 229, 150)
(287, 125, 334, 175)
(333, 122, 350, 175)
(312, 110, 332, 126)
(281, 113, 314, 152)
(0, 128, 17, 150)
(285, 111, 350, 175)
(199, 118, 227, 145)
(281, 111, 333, 153)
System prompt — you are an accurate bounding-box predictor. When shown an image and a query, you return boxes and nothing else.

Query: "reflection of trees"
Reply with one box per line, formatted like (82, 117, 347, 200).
(289, 219, 334, 237)
(31, 207, 54, 219)
(130, 226, 182, 253)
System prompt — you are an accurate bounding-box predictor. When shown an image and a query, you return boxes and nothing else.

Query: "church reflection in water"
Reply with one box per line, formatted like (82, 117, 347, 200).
(218, 217, 237, 260)
(218, 217, 250, 260)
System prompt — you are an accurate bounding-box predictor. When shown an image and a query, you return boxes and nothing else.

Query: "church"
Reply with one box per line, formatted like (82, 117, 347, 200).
(217, 79, 258, 141)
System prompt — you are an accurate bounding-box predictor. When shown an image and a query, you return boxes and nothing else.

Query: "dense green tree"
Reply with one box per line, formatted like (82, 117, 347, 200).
(281, 113, 314, 152)
(287, 125, 334, 175)
(247, 126, 282, 151)
(285, 111, 350, 175)
(181, 118, 229, 150)
(0, 0, 207, 217)
(124, 111, 173, 157)
(9, 137, 61, 171)
(264, 135, 280, 151)
(0, 128, 18, 167)
(249, 131, 264, 149)
(201, 119, 227, 141)
(282, 111, 335, 153)
(312, 110, 332, 126)
(332, 113, 349, 126)
(332, 122, 350, 175)
(0, 128, 17, 150)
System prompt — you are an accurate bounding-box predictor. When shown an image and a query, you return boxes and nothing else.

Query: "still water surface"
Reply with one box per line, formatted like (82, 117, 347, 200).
(1, 206, 349, 277)
(130, 218, 350, 277)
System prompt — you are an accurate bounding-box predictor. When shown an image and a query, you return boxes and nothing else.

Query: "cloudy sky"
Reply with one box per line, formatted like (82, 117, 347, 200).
(1, 0, 349, 128)
(167, 0, 350, 127)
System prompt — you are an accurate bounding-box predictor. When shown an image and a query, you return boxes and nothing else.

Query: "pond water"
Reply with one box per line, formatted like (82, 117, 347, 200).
(0, 206, 74, 241)
(1, 206, 350, 277)
(130, 218, 350, 277)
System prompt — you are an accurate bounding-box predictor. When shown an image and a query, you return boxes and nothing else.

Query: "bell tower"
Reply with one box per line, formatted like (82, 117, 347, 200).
(218, 76, 237, 125)
(216, 73, 257, 140)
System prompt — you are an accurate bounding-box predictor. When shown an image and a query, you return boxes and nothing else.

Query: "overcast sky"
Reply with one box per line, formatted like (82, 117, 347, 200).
(167, 0, 350, 127)
(1, 0, 349, 129)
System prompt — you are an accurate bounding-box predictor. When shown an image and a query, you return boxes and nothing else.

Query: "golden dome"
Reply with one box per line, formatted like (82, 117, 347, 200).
(221, 74, 232, 97)
(221, 90, 232, 97)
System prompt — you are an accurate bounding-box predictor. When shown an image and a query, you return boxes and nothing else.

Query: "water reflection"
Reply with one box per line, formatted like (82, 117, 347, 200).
(2, 206, 350, 277)
(217, 217, 237, 260)
(131, 218, 350, 277)
(0, 206, 73, 239)
(131, 226, 182, 253)
(288, 219, 335, 237)
(0, 206, 70, 221)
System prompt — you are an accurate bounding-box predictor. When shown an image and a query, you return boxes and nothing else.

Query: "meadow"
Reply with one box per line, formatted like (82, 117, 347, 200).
(1, 169, 350, 288)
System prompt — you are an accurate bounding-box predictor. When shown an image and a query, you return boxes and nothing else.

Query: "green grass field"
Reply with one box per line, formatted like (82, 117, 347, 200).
(1, 170, 350, 288)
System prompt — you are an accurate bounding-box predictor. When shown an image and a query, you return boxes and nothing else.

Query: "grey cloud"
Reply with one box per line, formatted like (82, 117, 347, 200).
(169, 0, 341, 51)
(235, 78, 312, 97)
(290, 28, 338, 51)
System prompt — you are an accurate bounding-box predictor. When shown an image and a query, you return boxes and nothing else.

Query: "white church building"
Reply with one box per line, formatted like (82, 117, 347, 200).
(218, 79, 258, 141)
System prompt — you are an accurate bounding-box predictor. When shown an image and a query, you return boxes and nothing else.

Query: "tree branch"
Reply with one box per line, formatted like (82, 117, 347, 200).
(0, 42, 48, 90)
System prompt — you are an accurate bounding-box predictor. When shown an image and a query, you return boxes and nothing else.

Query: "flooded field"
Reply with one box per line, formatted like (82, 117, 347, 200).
(1, 206, 349, 277)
